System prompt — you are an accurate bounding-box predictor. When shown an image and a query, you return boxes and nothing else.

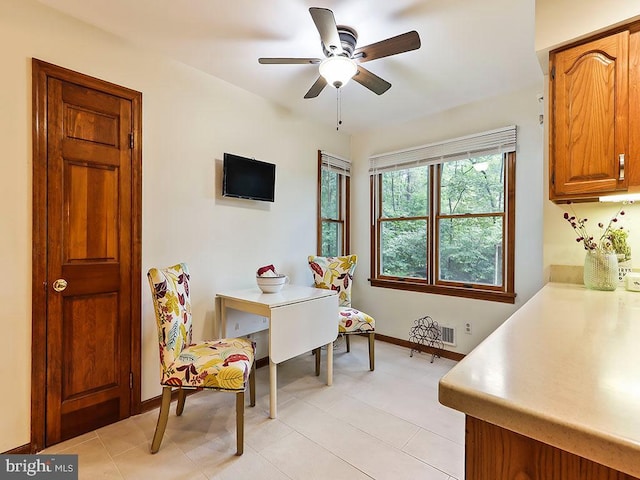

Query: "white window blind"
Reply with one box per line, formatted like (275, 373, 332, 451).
(321, 151, 351, 177)
(369, 125, 516, 175)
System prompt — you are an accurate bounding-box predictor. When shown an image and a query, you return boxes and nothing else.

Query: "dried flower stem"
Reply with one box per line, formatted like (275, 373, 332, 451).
(562, 202, 628, 252)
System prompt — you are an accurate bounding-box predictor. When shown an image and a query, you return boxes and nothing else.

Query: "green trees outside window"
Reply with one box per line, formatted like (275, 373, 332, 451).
(438, 154, 505, 286)
(379, 166, 429, 278)
(373, 152, 515, 302)
(320, 168, 342, 256)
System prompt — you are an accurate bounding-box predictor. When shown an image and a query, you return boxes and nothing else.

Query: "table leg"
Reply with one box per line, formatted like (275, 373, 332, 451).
(327, 341, 333, 386)
(215, 297, 227, 339)
(269, 359, 277, 419)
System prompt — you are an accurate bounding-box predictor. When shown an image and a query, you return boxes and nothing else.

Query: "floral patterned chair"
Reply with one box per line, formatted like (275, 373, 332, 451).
(147, 263, 255, 456)
(307, 255, 375, 372)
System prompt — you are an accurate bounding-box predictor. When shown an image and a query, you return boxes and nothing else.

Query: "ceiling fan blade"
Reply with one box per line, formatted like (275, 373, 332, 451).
(309, 7, 343, 55)
(353, 66, 391, 95)
(259, 58, 321, 65)
(354, 31, 421, 63)
(304, 76, 327, 99)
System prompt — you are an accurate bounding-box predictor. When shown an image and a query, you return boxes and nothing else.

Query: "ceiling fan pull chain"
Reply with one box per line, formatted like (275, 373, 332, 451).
(336, 88, 342, 131)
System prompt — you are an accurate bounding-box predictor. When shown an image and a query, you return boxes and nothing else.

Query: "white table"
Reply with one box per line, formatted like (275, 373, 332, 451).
(215, 285, 338, 419)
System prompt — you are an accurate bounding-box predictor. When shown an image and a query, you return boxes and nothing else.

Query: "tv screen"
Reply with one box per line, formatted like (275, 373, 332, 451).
(222, 153, 276, 202)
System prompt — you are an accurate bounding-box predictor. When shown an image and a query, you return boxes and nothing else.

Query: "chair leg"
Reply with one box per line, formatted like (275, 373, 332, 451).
(314, 347, 321, 376)
(345, 334, 351, 353)
(150, 386, 172, 454)
(368, 332, 375, 371)
(235, 391, 245, 456)
(249, 362, 256, 407)
(176, 388, 187, 416)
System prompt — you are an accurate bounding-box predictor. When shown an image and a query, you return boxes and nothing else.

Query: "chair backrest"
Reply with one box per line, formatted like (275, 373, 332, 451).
(147, 263, 193, 370)
(308, 255, 357, 307)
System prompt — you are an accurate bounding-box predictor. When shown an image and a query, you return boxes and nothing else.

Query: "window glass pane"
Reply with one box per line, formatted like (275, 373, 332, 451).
(440, 154, 504, 215)
(438, 216, 503, 286)
(321, 221, 342, 257)
(381, 166, 429, 218)
(321, 169, 339, 220)
(381, 219, 427, 278)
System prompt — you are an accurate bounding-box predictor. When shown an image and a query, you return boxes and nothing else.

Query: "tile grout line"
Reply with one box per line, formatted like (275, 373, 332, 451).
(94, 431, 127, 480)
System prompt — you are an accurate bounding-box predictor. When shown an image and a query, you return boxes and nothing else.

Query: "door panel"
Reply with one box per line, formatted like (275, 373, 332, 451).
(65, 107, 119, 146)
(564, 52, 615, 179)
(62, 293, 120, 400)
(65, 162, 119, 261)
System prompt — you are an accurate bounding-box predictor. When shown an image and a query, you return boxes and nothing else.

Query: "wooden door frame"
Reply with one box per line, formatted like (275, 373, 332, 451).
(31, 59, 142, 452)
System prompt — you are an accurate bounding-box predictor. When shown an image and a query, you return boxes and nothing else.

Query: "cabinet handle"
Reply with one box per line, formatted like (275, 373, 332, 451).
(619, 154, 625, 181)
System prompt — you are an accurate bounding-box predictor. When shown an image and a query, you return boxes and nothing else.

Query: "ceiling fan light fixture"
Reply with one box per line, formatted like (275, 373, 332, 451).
(319, 55, 357, 89)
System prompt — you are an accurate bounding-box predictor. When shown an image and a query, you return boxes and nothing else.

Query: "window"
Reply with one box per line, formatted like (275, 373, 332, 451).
(369, 127, 516, 303)
(317, 151, 350, 256)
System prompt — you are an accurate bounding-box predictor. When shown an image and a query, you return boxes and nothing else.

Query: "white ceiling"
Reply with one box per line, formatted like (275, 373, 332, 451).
(36, 0, 543, 134)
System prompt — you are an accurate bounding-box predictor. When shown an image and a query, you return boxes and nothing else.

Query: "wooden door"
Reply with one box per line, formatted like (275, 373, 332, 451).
(550, 31, 629, 199)
(32, 59, 142, 449)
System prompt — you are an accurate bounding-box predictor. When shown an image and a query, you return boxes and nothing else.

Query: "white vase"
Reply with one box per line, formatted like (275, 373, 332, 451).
(583, 250, 618, 291)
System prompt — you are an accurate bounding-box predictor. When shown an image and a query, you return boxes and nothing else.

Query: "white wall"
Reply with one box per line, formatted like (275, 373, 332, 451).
(0, 0, 349, 452)
(349, 82, 545, 355)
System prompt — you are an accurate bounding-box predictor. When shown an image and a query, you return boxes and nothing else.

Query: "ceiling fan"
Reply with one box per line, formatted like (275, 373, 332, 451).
(258, 7, 421, 99)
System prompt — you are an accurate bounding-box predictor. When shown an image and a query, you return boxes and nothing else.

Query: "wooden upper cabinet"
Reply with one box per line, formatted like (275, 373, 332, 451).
(550, 31, 629, 201)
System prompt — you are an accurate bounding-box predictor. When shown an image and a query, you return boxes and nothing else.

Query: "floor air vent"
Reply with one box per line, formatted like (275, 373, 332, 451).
(439, 325, 456, 346)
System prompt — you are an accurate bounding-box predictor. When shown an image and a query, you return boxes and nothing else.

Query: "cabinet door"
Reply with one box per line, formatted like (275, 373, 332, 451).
(551, 31, 629, 199)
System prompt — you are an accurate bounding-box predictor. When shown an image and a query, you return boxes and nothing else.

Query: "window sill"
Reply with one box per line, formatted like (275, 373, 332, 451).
(369, 278, 517, 304)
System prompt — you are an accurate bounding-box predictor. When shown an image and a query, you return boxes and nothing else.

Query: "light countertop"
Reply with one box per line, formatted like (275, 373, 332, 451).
(439, 282, 640, 477)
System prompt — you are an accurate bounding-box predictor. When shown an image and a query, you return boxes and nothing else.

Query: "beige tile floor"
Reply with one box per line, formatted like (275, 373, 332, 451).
(42, 336, 464, 480)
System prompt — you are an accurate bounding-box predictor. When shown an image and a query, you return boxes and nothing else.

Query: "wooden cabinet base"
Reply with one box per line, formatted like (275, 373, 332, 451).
(465, 417, 639, 480)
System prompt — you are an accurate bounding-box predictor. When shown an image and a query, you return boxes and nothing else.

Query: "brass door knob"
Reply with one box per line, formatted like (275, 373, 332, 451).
(52, 279, 68, 292)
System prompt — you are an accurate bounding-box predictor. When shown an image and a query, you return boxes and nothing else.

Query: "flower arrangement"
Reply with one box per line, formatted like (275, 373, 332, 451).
(562, 202, 629, 253)
(563, 201, 633, 291)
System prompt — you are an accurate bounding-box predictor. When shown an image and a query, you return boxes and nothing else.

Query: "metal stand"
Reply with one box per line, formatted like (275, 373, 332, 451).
(409, 316, 444, 363)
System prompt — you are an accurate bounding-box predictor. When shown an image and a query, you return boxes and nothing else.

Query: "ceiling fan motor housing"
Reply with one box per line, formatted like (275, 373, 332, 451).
(322, 25, 358, 58)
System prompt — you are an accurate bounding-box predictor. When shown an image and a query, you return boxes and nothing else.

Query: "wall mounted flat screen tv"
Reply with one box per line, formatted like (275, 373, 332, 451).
(222, 153, 276, 202)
